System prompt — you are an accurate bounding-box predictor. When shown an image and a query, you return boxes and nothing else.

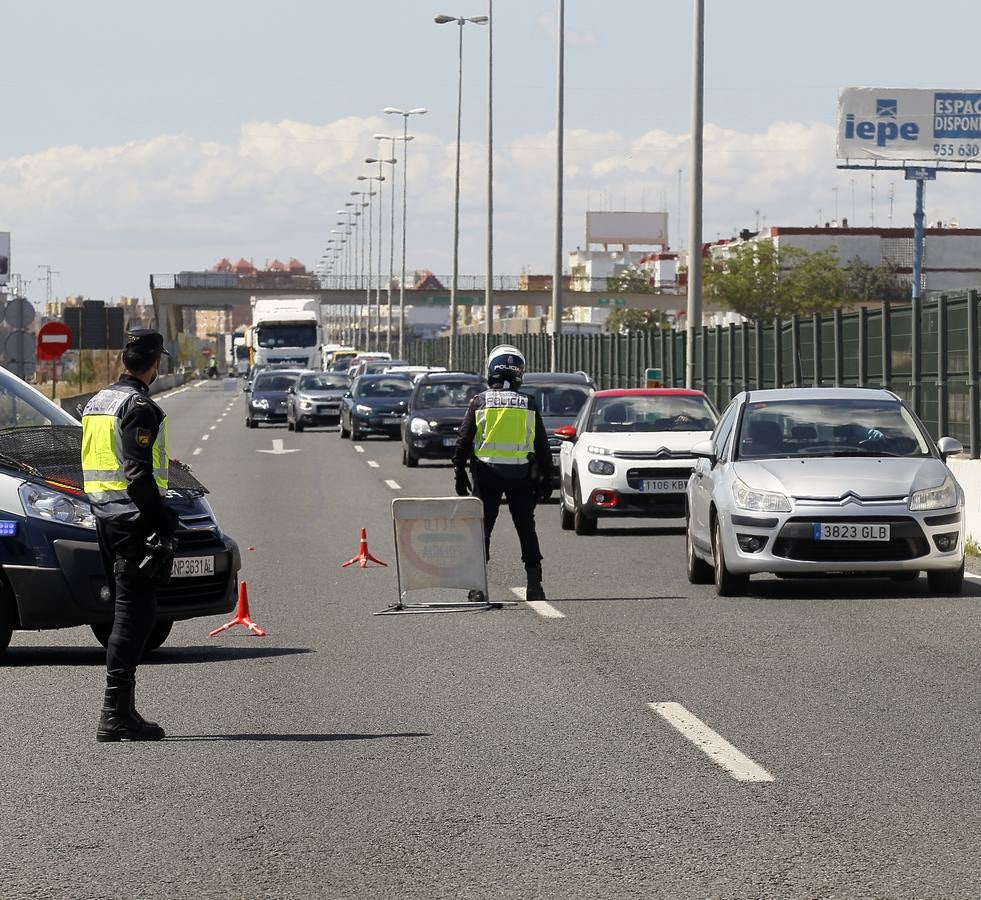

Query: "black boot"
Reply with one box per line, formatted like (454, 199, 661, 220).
(525, 565, 546, 602)
(96, 678, 165, 742)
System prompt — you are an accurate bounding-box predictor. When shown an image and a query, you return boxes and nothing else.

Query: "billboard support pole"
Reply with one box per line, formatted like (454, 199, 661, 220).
(912, 177, 925, 301)
(685, 0, 704, 389)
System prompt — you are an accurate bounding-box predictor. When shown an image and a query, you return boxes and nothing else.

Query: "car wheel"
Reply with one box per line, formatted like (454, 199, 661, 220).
(890, 570, 919, 583)
(927, 561, 964, 595)
(246, 417, 256, 429)
(0, 581, 14, 655)
(573, 478, 597, 536)
(143, 620, 173, 653)
(403, 447, 419, 468)
(340, 420, 350, 439)
(686, 519, 713, 584)
(351, 424, 363, 441)
(713, 518, 748, 596)
(558, 491, 574, 531)
(294, 421, 305, 433)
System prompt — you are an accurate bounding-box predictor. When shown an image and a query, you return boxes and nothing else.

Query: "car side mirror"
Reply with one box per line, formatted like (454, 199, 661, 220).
(554, 425, 577, 441)
(938, 436, 963, 461)
(691, 439, 717, 466)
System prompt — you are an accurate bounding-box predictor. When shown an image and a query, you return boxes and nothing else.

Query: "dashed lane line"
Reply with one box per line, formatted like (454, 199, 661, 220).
(192, 448, 202, 456)
(354, 445, 365, 453)
(209, 425, 217, 431)
(385, 480, 401, 490)
(649, 702, 775, 783)
(201, 434, 210, 441)
(367, 460, 380, 468)
(510, 587, 566, 618)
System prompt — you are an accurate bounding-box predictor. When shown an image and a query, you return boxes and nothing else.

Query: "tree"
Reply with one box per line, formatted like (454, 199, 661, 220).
(606, 266, 656, 294)
(704, 240, 849, 321)
(605, 308, 667, 334)
(844, 257, 907, 304)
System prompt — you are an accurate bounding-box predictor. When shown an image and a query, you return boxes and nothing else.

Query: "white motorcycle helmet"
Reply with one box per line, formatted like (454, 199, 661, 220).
(485, 344, 526, 390)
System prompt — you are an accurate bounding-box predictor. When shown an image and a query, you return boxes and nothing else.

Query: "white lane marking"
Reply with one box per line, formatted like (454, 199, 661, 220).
(367, 460, 380, 468)
(354, 445, 365, 453)
(256, 438, 301, 455)
(965, 573, 981, 581)
(209, 425, 216, 431)
(192, 448, 202, 456)
(385, 479, 401, 490)
(649, 702, 774, 783)
(201, 434, 209, 441)
(194, 380, 206, 388)
(510, 587, 565, 618)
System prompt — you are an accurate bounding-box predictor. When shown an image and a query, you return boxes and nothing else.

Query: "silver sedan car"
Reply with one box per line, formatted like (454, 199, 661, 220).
(686, 388, 965, 596)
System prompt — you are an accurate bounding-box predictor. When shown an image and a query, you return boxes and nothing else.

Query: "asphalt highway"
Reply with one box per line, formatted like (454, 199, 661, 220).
(2, 378, 981, 899)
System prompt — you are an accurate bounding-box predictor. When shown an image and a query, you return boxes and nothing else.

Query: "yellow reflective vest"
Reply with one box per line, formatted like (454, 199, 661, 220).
(81, 384, 169, 504)
(473, 390, 536, 467)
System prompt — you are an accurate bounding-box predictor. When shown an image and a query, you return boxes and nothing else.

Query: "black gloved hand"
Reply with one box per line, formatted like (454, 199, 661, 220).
(454, 468, 471, 497)
(537, 476, 553, 502)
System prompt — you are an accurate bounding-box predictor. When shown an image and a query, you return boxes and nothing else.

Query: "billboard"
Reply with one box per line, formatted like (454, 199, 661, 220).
(0, 233, 9, 287)
(586, 211, 668, 246)
(838, 88, 981, 163)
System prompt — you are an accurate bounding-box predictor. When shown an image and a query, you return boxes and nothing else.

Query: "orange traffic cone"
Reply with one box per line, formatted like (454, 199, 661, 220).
(208, 581, 267, 637)
(341, 527, 388, 569)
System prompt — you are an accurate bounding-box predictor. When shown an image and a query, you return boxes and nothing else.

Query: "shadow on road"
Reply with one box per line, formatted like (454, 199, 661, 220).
(593, 525, 686, 537)
(0, 645, 313, 667)
(745, 577, 981, 601)
(550, 595, 686, 603)
(167, 731, 431, 743)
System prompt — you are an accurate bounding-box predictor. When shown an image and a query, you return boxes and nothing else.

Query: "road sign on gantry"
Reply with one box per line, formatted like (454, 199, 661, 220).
(380, 496, 492, 614)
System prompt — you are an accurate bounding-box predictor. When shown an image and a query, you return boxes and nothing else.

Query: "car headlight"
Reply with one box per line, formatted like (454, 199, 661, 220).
(586, 445, 613, 457)
(251, 398, 270, 409)
(410, 417, 432, 435)
(732, 476, 792, 513)
(910, 476, 958, 511)
(19, 483, 97, 530)
(588, 459, 615, 476)
(355, 404, 373, 415)
(300, 400, 314, 410)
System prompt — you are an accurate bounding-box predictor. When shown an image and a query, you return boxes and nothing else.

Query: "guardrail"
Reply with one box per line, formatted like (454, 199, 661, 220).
(407, 289, 981, 458)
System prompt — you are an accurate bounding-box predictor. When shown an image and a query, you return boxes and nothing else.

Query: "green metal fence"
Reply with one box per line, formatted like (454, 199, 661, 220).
(406, 289, 981, 457)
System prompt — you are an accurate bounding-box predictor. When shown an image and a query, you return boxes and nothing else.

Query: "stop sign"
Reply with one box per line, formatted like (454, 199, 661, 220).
(37, 321, 73, 361)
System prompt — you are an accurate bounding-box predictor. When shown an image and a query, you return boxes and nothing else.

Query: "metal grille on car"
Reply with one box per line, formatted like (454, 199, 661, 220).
(614, 449, 695, 460)
(772, 516, 929, 562)
(436, 422, 461, 435)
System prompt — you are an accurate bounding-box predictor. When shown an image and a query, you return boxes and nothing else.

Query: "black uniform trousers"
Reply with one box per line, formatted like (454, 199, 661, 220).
(96, 518, 159, 684)
(472, 464, 542, 566)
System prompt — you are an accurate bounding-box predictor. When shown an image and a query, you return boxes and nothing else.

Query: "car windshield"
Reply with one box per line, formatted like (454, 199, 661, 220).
(298, 373, 347, 391)
(588, 395, 717, 432)
(256, 323, 317, 349)
(0, 368, 77, 427)
(737, 398, 932, 459)
(415, 381, 483, 409)
(521, 383, 590, 417)
(252, 373, 298, 393)
(355, 376, 413, 398)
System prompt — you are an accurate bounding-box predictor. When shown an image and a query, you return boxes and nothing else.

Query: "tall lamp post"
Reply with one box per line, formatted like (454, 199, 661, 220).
(435, 13, 488, 369)
(368, 148, 399, 355)
(485, 0, 494, 354)
(685, 0, 705, 389)
(383, 107, 428, 360)
(551, 0, 565, 372)
(359, 172, 387, 354)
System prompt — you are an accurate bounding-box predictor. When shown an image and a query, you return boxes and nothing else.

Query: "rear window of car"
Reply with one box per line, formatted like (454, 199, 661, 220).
(415, 381, 483, 408)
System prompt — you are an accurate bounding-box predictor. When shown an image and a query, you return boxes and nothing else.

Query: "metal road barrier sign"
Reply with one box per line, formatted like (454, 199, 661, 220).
(379, 497, 491, 614)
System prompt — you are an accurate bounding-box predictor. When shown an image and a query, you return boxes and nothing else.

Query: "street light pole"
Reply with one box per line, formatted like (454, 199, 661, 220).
(685, 0, 705, 389)
(435, 14, 488, 369)
(369, 145, 400, 356)
(384, 108, 428, 361)
(485, 0, 494, 355)
(551, 0, 565, 372)
(357, 178, 384, 350)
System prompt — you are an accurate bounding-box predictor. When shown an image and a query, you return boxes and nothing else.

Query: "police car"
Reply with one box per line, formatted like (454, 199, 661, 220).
(0, 367, 239, 656)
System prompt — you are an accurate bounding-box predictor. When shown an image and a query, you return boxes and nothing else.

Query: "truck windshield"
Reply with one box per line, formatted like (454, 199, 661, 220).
(256, 324, 317, 349)
(235, 345, 249, 360)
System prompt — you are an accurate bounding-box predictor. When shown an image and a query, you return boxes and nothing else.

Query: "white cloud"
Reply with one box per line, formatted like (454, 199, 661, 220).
(1, 115, 977, 302)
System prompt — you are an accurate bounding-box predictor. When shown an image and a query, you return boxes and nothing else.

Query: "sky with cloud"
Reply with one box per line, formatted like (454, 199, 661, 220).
(3, 0, 981, 302)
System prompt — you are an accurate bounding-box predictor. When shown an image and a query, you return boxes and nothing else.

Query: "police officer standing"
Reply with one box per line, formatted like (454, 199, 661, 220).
(452, 345, 553, 602)
(82, 329, 177, 742)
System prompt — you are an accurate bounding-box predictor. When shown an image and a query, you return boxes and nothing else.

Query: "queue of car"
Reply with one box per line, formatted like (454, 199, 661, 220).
(246, 352, 969, 599)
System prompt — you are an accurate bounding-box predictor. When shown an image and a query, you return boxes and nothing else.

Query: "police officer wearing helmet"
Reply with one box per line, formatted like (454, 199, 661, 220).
(82, 329, 177, 742)
(452, 345, 553, 601)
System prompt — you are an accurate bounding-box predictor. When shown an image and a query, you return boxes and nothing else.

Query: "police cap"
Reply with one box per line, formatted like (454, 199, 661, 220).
(126, 328, 170, 357)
